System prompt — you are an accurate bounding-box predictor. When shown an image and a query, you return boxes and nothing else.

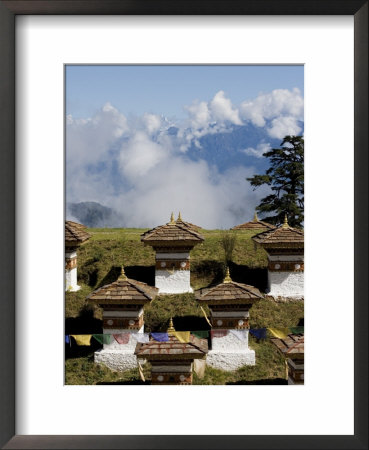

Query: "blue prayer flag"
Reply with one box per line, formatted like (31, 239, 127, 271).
(250, 328, 267, 340)
(151, 332, 169, 342)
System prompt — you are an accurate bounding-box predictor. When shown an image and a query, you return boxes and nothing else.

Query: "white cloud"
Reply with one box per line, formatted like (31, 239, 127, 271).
(110, 156, 264, 229)
(185, 100, 211, 130)
(185, 91, 241, 131)
(179, 88, 302, 150)
(240, 88, 304, 137)
(118, 131, 169, 181)
(66, 87, 303, 227)
(180, 90, 242, 151)
(267, 115, 302, 139)
(66, 102, 128, 167)
(209, 90, 242, 125)
(242, 141, 272, 158)
(142, 113, 162, 134)
(66, 103, 267, 227)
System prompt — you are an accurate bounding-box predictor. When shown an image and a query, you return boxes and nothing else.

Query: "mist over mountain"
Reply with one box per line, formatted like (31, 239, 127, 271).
(187, 123, 283, 172)
(67, 202, 125, 228)
(66, 87, 304, 229)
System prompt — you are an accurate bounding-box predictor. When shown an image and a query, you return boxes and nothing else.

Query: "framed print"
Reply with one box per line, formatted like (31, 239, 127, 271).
(0, 1, 367, 449)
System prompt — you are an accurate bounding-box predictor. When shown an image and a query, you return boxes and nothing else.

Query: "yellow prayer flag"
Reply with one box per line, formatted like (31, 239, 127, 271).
(268, 328, 289, 339)
(170, 331, 190, 343)
(285, 359, 289, 380)
(200, 306, 212, 327)
(71, 334, 92, 346)
(193, 359, 206, 379)
(138, 361, 145, 382)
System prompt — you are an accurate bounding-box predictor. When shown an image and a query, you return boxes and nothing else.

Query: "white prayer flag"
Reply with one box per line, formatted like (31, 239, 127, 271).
(229, 329, 247, 341)
(131, 333, 150, 343)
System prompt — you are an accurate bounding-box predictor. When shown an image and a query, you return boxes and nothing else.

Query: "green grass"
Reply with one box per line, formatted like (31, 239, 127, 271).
(66, 228, 268, 319)
(193, 337, 286, 385)
(65, 337, 287, 385)
(65, 227, 303, 385)
(65, 356, 151, 385)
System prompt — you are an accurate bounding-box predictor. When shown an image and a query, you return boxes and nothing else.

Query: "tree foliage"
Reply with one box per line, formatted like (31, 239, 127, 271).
(247, 135, 304, 227)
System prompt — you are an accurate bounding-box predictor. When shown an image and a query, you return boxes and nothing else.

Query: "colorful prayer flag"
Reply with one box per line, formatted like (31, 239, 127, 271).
(192, 330, 209, 339)
(131, 333, 150, 343)
(268, 328, 289, 339)
(170, 331, 190, 343)
(193, 359, 206, 378)
(93, 334, 111, 345)
(200, 306, 212, 327)
(71, 335, 92, 346)
(211, 330, 228, 338)
(229, 329, 247, 341)
(285, 359, 289, 380)
(289, 326, 304, 334)
(151, 332, 169, 342)
(138, 361, 145, 382)
(249, 328, 267, 340)
(113, 333, 130, 344)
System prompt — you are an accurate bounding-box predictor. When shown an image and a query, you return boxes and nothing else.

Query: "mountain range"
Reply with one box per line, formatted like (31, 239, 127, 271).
(67, 202, 125, 228)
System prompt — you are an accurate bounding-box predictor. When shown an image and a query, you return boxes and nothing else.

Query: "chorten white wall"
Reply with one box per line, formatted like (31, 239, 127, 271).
(268, 272, 304, 298)
(94, 309, 145, 371)
(155, 252, 192, 294)
(267, 254, 304, 298)
(65, 250, 80, 292)
(206, 331, 255, 371)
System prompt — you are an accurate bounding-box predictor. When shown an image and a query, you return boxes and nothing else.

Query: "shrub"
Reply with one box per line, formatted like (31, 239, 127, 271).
(220, 230, 237, 265)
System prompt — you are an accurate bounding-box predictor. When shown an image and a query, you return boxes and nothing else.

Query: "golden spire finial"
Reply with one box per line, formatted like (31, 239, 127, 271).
(177, 211, 182, 222)
(167, 317, 175, 332)
(169, 212, 175, 224)
(223, 267, 232, 283)
(253, 211, 258, 222)
(282, 214, 289, 228)
(119, 265, 128, 280)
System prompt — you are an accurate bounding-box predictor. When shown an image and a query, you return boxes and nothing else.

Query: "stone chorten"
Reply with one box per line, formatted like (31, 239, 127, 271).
(271, 333, 304, 385)
(65, 220, 90, 292)
(195, 268, 263, 370)
(87, 267, 158, 371)
(141, 213, 204, 294)
(231, 211, 276, 231)
(252, 215, 304, 299)
(134, 319, 208, 385)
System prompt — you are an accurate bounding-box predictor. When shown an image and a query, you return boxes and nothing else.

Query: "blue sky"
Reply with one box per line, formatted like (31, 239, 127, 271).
(66, 65, 304, 228)
(66, 65, 304, 119)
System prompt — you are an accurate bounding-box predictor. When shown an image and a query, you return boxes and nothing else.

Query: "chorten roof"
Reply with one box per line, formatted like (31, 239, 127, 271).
(252, 215, 304, 248)
(195, 268, 264, 305)
(231, 212, 276, 231)
(175, 212, 202, 232)
(65, 220, 91, 246)
(141, 213, 204, 247)
(135, 334, 208, 361)
(87, 267, 158, 306)
(271, 334, 304, 358)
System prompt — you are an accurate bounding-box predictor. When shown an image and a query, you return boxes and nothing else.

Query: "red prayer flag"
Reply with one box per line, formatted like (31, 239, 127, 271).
(211, 330, 228, 338)
(113, 333, 130, 344)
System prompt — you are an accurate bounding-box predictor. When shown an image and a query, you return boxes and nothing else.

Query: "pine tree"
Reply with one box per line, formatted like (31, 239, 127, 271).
(247, 135, 304, 227)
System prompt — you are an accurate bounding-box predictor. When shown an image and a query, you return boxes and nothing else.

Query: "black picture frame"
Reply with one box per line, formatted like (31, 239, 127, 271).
(0, 1, 367, 449)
